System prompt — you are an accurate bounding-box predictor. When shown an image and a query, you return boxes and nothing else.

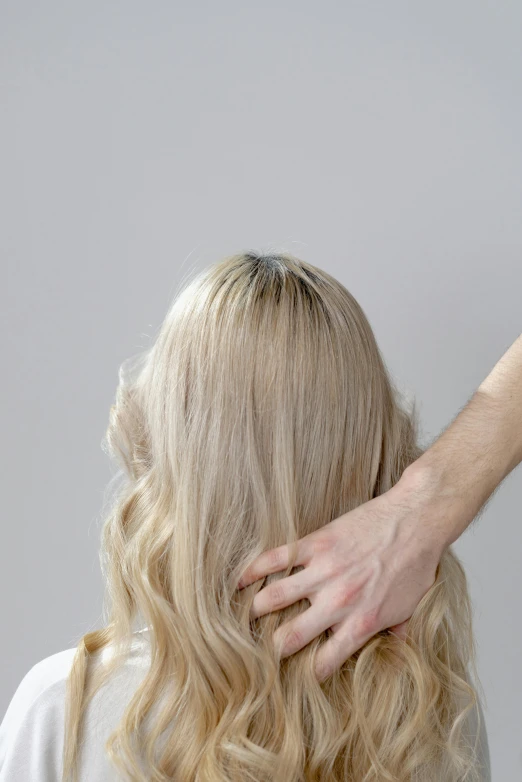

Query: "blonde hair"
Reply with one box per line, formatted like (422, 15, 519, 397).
(62, 250, 486, 781)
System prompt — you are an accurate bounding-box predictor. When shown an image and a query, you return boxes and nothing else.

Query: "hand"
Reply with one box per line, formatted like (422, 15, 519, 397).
(237, 467, 447, 682)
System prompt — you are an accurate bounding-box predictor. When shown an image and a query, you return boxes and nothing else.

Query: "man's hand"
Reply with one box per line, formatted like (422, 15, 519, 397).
(238, 333, 522, 682)
(237, 465, 448, 682)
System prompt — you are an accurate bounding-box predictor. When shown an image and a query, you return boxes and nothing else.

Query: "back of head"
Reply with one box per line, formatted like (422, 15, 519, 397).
(62, 251, 484, 782)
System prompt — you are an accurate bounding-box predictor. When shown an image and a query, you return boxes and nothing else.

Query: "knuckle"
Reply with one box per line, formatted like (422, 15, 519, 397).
(281, 627, 304, 655)
(333, 582, 362, 609)
(311, 534, 331, 556)
(356, 608, 381, 638)
(269, 583, 287, 609)
(268, 547, 285, 571)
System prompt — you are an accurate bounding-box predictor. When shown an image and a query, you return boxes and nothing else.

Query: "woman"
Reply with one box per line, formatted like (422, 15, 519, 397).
(0, 251, 490, 781)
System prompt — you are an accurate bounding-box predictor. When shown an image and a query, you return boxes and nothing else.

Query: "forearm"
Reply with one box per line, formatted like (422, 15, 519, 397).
(401, 332, 522, 550)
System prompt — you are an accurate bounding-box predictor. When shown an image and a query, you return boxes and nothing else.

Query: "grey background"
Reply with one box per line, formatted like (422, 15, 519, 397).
(1, 1, 521, 778)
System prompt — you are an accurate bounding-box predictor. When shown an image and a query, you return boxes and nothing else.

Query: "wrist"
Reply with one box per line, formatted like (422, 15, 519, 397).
(396, 457, 470, 553)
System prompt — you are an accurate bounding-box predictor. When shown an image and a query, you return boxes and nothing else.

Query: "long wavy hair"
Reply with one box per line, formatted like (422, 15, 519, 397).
(62, 250, 486, 782)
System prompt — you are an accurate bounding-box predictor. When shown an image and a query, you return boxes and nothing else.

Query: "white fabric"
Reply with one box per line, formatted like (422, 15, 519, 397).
(0, 627, 491, 781)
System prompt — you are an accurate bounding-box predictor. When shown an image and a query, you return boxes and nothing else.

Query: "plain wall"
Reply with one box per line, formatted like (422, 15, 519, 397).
(1, 1, 521, 778)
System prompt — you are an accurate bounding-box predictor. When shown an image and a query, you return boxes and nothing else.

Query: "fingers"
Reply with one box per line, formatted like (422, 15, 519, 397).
(272, 603, 335, 658)
(313, 615, 411, 682)
(272, 612, 411, 679)
(237, 539, 311, 589)
(249, 569, 313, 619)
(313, 616, 380, 682)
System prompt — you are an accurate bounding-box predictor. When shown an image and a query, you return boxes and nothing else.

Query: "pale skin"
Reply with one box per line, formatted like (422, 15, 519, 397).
(238, 333, 522, 682)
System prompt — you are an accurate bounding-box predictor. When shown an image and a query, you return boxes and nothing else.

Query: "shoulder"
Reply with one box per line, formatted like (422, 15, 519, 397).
(2, 628, 151, 729)
(0, 647, 77, 780)
(1, 646, 77, 729)
(19, 646, 77, 694)
(0, 630, 151, 781)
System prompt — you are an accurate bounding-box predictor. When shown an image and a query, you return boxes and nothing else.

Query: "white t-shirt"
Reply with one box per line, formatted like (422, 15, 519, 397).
(0, 627, 491, 781)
